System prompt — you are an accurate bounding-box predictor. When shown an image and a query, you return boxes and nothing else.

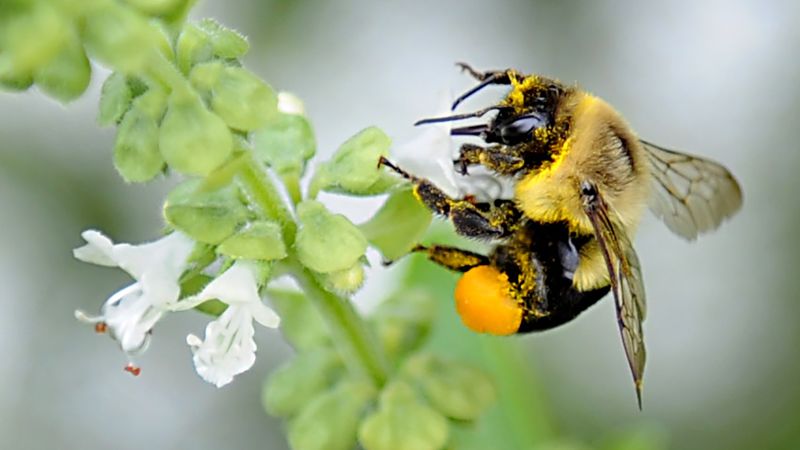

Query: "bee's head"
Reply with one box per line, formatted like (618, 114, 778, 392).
(416, 71, 566, 147)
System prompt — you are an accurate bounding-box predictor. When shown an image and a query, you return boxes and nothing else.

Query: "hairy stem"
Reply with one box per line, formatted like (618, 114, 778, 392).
(238, 153, 297, 243)
(290, 261, 389, 387)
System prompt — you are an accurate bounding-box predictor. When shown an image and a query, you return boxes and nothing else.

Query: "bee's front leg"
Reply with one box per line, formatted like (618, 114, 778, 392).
(411, 244, 488, 272)
(378, 157, 520, 239)
(455, 143, 526, 176)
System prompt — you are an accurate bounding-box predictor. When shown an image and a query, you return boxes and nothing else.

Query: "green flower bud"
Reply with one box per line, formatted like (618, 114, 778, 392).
(209, 66, 278, 131)
(159, 91, 233, 175)
(0, 4, 68, 76)
(309, 127, 398, 197)
(403, 353, 496, 421)
(113, 104, 164, 182)
(83, 4, 164, 72)
(31, 30, 90, 102)
(98, 72, 132, 126)
(288, 380, 376, 450)
(268, 289, 329, 351)
(295, 200, 368, 274)
(360, 189, 432, 261)
(175, 23, 211, 74)
(176, 20, 248, 74)
(163, 178, 249, 244)
(371, 289, 436, 362)
(319, 262, 365, 296)
(132, 83, 168, 121)
(252, 112, 316, 177)
(358, 381, 449, 450)
(217, 220, 287, 260)
(197, 18, 249, 59)
(0, 71, 33, 91)
(262, 348, 342, 418)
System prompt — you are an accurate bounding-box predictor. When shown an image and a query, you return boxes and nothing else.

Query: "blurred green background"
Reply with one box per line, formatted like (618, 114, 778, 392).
(1, 0, 798, 449)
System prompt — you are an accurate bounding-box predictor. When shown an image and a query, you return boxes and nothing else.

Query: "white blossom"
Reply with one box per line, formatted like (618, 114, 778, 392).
(173, 260, 279, 387)
(394, 91, 514, 202)
(74, 230, 195, 367)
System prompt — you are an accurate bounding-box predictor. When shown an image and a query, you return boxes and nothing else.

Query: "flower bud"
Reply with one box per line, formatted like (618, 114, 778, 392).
(83, 4, 166, 72)
(124, 0, 190, 17)
(358, 381, 449, 450)
(288, 380, 376, 450)
(158, 91, 233, 176)
(209, 66, 278, 131)
(0, 4, 68, 76)
(403, 353, 495, 421)
(262, 348, 342, 418)
(295, 201, 368, 274)
(98, 72, 133, 126)
(31, 30, 90, 102)
(360, 189, 432, 260)
(113, 104, 164, 182)
(319, 262, 365, 296)
(163, 178, 248, 244)
(309, 127, 398, 197)
(176, 20, 248, 74)
(217, 220, 287, 261)
(197, 18, 249, 59)
(253, 111, 315, 177)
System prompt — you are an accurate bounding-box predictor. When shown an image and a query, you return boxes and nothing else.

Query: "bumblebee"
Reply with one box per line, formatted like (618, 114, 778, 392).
(379, 63, 742, 407)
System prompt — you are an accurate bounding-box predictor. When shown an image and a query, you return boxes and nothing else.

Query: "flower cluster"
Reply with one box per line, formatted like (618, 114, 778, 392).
(3, 1, 502, 448)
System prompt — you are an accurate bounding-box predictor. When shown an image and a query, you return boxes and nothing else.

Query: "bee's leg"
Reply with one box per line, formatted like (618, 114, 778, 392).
(455, 143, 526, 176)
(411, 244, 488, 272)
(378, 157, 521, 239)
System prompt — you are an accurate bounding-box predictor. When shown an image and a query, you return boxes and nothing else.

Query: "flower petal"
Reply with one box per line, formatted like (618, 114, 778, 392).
(73, 230, 117, 266)
(251, 301, 280, 328)
(113, 231, 195, 283)
(101, 283, 164, 354)
(187, 306, 257, 387)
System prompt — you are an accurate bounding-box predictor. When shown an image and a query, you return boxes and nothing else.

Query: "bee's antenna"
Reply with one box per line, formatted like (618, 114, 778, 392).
(414, 106, 504, 126)
(450, 72, 504, 111)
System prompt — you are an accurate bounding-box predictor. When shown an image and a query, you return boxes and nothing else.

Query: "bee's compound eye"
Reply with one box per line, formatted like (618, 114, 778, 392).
(499, 114, 546, 145)
(454, 265, 522, 335)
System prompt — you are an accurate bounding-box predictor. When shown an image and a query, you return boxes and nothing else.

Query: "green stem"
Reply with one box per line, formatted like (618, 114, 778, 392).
(290, 261, 389, 387)
(238, 153, 297, 243)
(281, 171, 303, 206)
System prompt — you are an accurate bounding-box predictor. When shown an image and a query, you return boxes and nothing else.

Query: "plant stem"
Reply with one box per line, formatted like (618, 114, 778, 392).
(290, 261, 389, 388)
(238, 153, 297, 244)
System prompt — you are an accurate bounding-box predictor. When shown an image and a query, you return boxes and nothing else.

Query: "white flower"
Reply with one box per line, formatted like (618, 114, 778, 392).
(173, 260, 280, 387)
(394, 91, 514, 202)
(74, 230, 195, 368)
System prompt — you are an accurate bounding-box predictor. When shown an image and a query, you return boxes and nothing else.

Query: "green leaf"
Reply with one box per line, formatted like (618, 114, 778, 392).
(403, 353, 496, 421)
(252, 112, 316, 177)
(113, 105, 164, 182)
(217, 220, 286, 260)
(98, 72, 132, 126)
(371, 289, 436, 363)
(262, 348, 342, 418)
(163, 178, 249, 244)
(358, 381, 449, 450)
(295, 200, 368, 273)
(268, 289, 329, 351)
(209, 66, 278, 131)
(32, 32, 90, 102)
(360, 189, 432, 260)
(158, 90, 233, 175)
(288, 379, 376, 450)
(309, 127, 398, 197)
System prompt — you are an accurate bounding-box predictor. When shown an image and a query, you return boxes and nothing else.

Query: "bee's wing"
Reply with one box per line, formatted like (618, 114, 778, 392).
(582, 182, 646, 408)
(641, 140, 742, 240)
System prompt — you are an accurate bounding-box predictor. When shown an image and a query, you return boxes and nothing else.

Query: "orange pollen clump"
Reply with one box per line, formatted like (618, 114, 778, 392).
(454, 265, 522, 335)
(124, 364, 141, 377)
(94, 322, 107, 334)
